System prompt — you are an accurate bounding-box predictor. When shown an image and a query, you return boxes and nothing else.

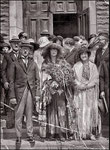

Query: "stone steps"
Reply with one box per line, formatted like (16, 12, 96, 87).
(2, 125, 109, 140)
(1, 115, 109, 140)
(3, 127, 40, 139)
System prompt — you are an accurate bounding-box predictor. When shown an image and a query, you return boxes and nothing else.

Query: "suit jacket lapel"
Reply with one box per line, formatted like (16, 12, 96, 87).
(10, 52, 17, 61)
(18, 58, 27, 73)
(102, 48, 109, 60)
(27, 58, 33, 72)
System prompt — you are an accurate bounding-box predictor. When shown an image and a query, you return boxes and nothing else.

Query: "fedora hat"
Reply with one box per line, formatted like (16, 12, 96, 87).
(40, 29, 50, 36)
(38, 36, 50, 48)
(9, 36, 21, 43)
(20, 41, 34, 50)
(42, 43, 63, 59)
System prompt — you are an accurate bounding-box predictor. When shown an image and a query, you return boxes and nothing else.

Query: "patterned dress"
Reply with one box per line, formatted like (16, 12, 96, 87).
(40, 58, 76, 138)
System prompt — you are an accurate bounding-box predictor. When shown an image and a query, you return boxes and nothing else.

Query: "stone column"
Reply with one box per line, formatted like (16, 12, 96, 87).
(83, 0, 97, 34)
(9, 1, 23, 39)
(88, 1, 97, 34)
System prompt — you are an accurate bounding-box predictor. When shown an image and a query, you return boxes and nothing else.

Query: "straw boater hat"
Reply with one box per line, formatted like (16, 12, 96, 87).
(77, 47, 91, 58)
(9, 36, 21, 43)
(42, 43, 63, 59)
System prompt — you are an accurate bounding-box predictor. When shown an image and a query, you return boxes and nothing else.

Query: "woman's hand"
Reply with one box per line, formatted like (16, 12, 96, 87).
(76, 84, 87, 90)
(51, 81, 59, 88)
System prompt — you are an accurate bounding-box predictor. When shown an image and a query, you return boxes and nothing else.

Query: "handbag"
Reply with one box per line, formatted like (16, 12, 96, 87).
(98, 96, 108, 114)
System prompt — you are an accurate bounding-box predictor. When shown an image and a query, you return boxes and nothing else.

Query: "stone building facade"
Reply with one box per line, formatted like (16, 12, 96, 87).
(0, 0, 109, 42)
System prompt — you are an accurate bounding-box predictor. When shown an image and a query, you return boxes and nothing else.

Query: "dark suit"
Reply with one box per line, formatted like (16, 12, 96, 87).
(94, 47, 109, 69)
(9, 56, 40, 102)
(2, 51, 18, 85)
(99, 59, 109, 107)
(9, 56, 40, 138)
(1, 51, 19, 128)
(64, 48, 78, 67)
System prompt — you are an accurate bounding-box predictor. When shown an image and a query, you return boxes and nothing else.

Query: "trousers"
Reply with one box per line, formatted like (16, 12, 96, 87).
(15, 87, 33, 138)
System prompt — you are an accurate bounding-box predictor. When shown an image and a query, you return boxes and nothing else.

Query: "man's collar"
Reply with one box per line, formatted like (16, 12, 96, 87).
(12, 50, 19, 54)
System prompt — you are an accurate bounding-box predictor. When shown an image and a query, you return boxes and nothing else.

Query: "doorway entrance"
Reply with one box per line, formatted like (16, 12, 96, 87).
(53, 14, 78, 38)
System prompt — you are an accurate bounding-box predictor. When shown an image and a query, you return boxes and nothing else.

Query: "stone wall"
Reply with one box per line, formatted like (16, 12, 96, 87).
(0, 0, 109, 41)
(96, 0, 109, 33)
(0, 0, 9, 42)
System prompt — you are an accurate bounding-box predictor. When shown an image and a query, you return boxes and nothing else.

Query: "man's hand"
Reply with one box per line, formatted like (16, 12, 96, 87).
(4, 82, 9, 90)
(100, 91, 105, 98)
(10, 98, 17, 105)
(35, 96, 40, 102)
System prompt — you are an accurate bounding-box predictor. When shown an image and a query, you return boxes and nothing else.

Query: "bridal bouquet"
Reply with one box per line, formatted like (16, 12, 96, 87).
(44, 59, 75, 88)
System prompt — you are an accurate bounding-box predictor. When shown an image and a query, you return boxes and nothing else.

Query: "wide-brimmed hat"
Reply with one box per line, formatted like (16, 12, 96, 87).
(9, 36, 21, 43)
(40, 29, 50, 36)
(20, 41, 34, 50)
(42, 43, 63, 58)
(38, 36, 50, 48)
(77, 47, 91, 58)
(1, 42, 11, 50)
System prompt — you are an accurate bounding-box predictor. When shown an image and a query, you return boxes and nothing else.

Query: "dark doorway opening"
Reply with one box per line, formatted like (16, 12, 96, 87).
(53, 14, 78, 38)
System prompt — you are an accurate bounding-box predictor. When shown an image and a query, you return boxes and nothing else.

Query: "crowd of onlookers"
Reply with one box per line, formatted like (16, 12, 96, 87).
(0, 30, 109, 148)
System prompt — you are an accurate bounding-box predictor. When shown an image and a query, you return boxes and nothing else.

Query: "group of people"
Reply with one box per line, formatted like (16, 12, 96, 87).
(0, 30, 109, 149)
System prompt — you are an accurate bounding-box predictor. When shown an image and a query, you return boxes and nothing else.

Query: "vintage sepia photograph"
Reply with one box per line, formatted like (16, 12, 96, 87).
(0, 0, 109, 149)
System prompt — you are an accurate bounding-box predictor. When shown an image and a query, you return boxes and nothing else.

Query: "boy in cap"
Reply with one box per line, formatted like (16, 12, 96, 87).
(18, 32, 28, 42)
(9, 41, 40, 149)
(2, 36, 21, 128)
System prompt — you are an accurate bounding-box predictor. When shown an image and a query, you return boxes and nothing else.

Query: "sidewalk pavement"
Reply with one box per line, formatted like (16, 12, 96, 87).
(1, 136, 109, 150)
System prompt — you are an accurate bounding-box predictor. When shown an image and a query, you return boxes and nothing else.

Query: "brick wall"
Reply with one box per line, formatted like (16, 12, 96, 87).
(0, 0, 9, 42)
(96, 0, 109, 33)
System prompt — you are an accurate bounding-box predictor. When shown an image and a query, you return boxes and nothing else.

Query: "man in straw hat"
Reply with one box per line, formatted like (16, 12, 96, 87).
(9, 41, 40, 149)
(2, 36, 21, 128)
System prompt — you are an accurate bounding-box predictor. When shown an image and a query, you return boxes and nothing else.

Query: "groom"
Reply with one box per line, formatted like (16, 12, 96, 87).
(9, 41, 40, 149)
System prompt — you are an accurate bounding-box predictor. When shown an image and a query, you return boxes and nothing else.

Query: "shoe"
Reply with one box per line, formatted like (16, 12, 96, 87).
(16, 137, 21, 150)
(27, 136, 35, 147)
(90, 134, 96, 141)
(60, 137, 65, 142)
